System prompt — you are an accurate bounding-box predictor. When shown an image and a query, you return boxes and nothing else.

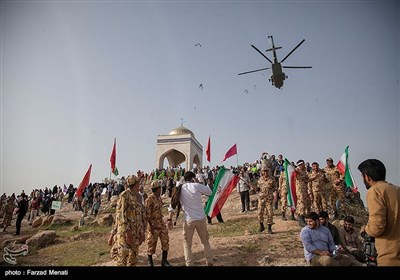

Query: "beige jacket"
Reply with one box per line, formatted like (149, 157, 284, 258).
(365, 181, 400, 266)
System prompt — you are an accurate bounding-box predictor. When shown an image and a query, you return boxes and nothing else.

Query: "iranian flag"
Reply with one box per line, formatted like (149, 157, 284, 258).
(284, 159, 297, 210)
(205, 167, 239, 218)
(337, 146, 358, 193)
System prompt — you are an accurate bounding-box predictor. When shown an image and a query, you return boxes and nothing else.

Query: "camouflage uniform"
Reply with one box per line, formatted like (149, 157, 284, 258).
(295, 168, 311, 218)
(324, 165, 344, 216)
(145, 193, 169, 255)
(308, 169, 329, 213)
(111, 187, 146, 266)
(1, 200, 15, 231)
(278, 172, 288, 214)
(331, 171, 346, 216)
(257, 174, 276, 226)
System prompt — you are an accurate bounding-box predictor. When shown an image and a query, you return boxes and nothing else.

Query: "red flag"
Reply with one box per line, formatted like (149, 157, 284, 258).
(110, 138, 116, 173)
(221, 144, 237, 162)
(206, 135, 211, 162)
(76, 164, 92, 197)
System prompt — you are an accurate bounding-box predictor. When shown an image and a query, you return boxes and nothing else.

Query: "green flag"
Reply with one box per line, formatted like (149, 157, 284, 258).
(158, 170, 165, 179)
(152, 170, 158, 180)
(113, 167, 119, 176)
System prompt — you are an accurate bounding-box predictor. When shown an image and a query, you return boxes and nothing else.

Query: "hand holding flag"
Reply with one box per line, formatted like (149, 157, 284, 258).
(337, 146, 358, 193)
(205, 167, 239, 218)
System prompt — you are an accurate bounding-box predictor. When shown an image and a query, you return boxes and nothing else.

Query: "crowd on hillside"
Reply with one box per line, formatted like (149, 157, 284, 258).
(1, 152, 362, 235)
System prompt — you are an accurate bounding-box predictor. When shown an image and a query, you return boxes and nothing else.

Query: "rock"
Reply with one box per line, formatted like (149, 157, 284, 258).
(95, 213, 114, 227)
(25, 230, 56, 251)
(31, 217, 43, 228)
(51, 215, 72, 226)
(41, 215, 54, 227)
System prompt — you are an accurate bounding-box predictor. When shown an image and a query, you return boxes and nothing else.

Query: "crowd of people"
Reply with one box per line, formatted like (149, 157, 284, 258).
(1, 153, 399, 267)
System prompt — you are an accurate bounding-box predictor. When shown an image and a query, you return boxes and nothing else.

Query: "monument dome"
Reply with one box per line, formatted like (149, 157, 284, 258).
(168, 125, 195, 137)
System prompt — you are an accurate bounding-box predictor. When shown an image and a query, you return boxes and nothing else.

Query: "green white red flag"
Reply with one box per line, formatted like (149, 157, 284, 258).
(284, 159, 297, 210)
(337, 146, 358, 193)
(205, 167, 239, 218)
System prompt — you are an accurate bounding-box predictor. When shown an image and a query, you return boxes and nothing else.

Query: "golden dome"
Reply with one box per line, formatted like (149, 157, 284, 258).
(169, 125, 195, 137)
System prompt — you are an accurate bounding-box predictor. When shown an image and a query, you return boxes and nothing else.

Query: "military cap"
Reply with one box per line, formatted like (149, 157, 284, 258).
(151, 180, 161, 189)
(126, 175, 140, 186)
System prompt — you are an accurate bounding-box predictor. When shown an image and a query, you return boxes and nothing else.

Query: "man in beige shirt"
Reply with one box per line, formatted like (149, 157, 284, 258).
(358, 159, 400, 266)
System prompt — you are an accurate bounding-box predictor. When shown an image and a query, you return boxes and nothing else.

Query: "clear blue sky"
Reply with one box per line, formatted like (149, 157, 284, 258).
(1, 1, 399, 204)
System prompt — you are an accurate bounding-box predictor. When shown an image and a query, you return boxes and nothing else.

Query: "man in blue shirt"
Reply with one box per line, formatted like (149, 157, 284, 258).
(300, 212, 362, 266)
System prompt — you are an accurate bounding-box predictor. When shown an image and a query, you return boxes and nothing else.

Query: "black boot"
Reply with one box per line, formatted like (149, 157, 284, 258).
(161, 251, 172, 267)
(267, 224, 273, 234)
(281, 212, 287, 221)
(299, 215, 306, 227)
(147, 255, 154, 267)
(259, 222, 265, 232)
(290, 213, 296, 220)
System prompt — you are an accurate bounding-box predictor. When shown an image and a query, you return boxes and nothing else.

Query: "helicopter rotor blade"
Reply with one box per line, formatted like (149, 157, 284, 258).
(238, 67, 270, 75)
(251, 45, 273, 64)
(282, 66, 312, 69)
(280, 39, 305, 64)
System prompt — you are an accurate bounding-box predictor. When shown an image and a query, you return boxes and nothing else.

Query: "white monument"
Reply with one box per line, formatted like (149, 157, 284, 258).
(156, 125, 203, 170)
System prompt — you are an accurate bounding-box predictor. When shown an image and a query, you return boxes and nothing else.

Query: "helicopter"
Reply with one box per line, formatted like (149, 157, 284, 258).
(238, 35, 312, 89)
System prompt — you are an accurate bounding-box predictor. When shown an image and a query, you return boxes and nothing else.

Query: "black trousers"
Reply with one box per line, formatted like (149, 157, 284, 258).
(207, 212, 224, 224)
(239, 190, 250, 211)
(205, 202, 224, 223)
(15, 214, 25, 234)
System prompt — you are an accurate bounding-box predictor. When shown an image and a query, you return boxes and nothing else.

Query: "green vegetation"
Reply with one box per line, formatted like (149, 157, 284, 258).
(208, 217, 259, 237)
(18, 238, 110, 266)
(16, 224, 112, 266)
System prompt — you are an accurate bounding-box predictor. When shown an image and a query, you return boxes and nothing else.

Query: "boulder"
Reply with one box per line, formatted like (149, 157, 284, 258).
(25, 230, 56, 250)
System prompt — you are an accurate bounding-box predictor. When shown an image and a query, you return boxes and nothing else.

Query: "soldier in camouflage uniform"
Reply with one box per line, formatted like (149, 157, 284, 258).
(331, 170, 346, 217)
(278, 169, 289, 221)
(109, 175, 146, 266)
(145, 180, 171, 267)
(308, 162, 329, 214)
(257, 168, 277, 234)
(323, 158, 344, 219)
(295, 160, 311, 227)
(1, 198, 15, 232)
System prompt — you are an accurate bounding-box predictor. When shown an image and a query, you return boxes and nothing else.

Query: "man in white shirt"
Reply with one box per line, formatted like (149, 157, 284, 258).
(167, 171, 213, 266)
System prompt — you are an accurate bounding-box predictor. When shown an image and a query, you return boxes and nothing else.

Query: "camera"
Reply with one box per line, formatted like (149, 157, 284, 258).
(361, 231, 378, 266)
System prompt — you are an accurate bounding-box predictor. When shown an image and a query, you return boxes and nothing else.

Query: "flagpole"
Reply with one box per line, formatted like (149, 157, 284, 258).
(236, 153, 239, 168)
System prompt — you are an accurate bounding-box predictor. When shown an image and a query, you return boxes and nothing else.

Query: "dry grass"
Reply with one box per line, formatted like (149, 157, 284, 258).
(18, 238, 110, 266)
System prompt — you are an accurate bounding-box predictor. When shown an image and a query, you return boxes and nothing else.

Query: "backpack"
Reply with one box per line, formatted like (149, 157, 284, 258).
(170, 184, 182, 209)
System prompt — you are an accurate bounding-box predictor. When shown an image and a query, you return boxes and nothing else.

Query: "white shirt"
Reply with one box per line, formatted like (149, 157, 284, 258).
(180, 182, 212, 222)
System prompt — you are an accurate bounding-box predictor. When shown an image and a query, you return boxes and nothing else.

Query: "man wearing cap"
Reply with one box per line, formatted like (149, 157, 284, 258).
(145, 180, 171, 267)
(295, 160, 311, 227)
(109, 175, 147, 266)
